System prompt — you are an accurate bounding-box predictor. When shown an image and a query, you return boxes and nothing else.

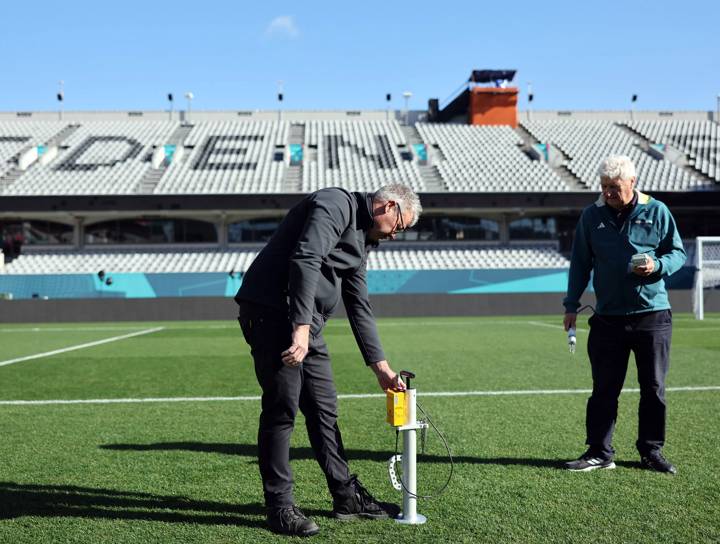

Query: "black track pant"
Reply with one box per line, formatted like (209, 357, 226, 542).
(238, 302, 352, 508)
(585, 310, 672, 460)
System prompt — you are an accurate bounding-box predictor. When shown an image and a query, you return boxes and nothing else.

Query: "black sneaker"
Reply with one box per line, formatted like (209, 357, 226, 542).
(267, 505, 320, 537)
(640, 452, 677, 474)
(332, 475, 400, 521)
(565, 450, 616, 472)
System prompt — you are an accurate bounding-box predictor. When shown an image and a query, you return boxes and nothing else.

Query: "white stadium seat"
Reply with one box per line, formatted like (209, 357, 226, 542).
(3, 243, 569, 274)
(1, 118, 717, 195)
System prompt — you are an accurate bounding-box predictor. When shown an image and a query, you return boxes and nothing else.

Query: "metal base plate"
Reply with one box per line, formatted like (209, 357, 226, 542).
(395, 513, 427, 525)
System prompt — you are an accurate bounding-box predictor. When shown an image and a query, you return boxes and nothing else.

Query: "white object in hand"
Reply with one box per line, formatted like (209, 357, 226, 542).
(631, 253, 648, 267)
(568, 327, 577, 354)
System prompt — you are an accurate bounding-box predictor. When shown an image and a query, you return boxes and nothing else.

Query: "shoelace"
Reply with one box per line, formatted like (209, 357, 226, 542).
(279, 505, 307, 527)
(643, 454, 668, 465)
(350, 478, 377, 506)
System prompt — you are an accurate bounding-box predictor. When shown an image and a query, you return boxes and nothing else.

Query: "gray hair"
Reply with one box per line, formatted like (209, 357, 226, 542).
(375, 184, 422, 227)
(598, 155, 636, 181)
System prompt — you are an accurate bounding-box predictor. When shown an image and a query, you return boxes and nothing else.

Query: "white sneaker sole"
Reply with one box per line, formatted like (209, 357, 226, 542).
(567, 461, 616, 472)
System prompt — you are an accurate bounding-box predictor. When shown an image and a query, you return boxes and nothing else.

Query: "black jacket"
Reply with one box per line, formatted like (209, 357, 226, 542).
(235, 188, 385, 364)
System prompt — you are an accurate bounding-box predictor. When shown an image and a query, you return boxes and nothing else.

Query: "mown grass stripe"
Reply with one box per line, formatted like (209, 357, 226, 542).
(0, 327, 165, 368)
(1, 385, 717, 406)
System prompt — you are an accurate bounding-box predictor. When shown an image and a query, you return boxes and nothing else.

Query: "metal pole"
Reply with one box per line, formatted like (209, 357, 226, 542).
(184, 92, 194, 124)
(696, 237, 704, 320)
(716, 94, 720, 124)
(396, 387, 426, 525)
(402, 91, 412, 126)
(527, 82, 532, 123)
(403, 388, 417, 521)
(58, 80, 64, 121)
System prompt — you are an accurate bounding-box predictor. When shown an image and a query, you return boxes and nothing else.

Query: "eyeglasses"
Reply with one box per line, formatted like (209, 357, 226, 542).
(394, 202, 406, 233)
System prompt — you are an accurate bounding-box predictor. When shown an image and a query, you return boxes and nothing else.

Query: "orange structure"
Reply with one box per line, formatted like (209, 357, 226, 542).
(468, 86, 518, 128)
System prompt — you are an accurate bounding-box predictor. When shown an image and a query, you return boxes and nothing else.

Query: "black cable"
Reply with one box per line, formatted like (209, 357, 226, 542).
(392, 399, 454, 500)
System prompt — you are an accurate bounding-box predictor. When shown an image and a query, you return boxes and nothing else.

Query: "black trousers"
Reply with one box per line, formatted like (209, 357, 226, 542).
(238, 302, 352, 509)
(585, 310, 672, 459)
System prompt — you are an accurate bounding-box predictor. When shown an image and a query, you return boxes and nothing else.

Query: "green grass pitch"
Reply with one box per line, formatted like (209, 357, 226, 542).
(1, 314, 719, 543)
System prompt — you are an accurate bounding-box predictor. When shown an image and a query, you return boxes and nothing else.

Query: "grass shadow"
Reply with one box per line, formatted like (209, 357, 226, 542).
(0, 481, 321, 526)
(614, 460, 645, 469)
(100, 441, 564, 468)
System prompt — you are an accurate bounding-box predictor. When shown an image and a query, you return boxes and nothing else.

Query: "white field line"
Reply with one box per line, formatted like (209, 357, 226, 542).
(0, 327, 165, 368)
(1, 319, 713, 335)
(526, 321, 588, 332)
(0, 326, 150, 333)
(0, 317, 720, 333)
(0, 320, 571, 333)
(1, 385, 718, 406)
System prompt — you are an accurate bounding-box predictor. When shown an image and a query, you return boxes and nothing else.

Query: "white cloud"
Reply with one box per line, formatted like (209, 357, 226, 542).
(265, 16, 300, 39)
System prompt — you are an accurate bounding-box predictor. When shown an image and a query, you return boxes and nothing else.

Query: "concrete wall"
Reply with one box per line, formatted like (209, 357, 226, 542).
(521, 110, 714, 122)
(0, 110, 714, 123)
(0, 110, 406, 122)
(1, 290, 717, 323)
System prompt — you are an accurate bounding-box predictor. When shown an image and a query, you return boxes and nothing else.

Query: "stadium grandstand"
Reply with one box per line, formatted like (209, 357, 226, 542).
(1, 70, 719, 320)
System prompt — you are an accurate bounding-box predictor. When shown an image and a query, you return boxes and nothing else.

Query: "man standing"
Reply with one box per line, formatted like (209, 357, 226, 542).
(236, 184, 422, 536)
(563, 155, 686, 474)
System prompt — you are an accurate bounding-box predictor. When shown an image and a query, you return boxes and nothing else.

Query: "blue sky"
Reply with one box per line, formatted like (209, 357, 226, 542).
(1, 0, 718, 112)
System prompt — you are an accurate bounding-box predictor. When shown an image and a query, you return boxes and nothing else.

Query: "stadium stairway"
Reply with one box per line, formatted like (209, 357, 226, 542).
(401, 125, 448, 191)
(46, 123, 81, 148)
(0, 164, 25, 192)
(0, 123, 81, 193)
(137, 123, 193, 193)
(137, 165, 165, 194)
(552, 148, 586, 190)
(619, 123, 718, 187)
(418, 164, 446, 191)
(515, 124, 585, 191)
(281, 123, 304, 192)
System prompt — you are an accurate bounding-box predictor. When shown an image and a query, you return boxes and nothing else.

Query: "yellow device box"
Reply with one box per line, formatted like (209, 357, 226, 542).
(386, 390, 408, 426)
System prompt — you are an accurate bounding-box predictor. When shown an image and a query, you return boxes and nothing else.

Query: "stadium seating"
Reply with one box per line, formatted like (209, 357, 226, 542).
(369, 243, 569, 269)
(2, 248, 258, 274)
(0, 121, 67, 177)
(2, 117, 718, 195)
(522, 120, 708, 191)
(154, 121, 289, 194)
(628, 120, 720, 183)
(302, 120, 424, 192)
(2, 243, 568, 274)
(416, 123, 568, 192)
(5, 121, 177, 195)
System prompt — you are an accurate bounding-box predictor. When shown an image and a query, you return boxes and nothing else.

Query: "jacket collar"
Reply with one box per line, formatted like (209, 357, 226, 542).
(355, 192, 375, 231)
(595, 190, 651, 207)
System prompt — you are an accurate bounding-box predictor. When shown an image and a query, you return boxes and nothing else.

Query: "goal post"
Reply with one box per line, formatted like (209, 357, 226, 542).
(693, 236, 720, 320)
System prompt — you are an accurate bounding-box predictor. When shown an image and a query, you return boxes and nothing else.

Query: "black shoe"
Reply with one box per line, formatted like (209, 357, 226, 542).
(640, 452, 677, 474)
(267, 505, 320, 537)
(565, 450, 616, 472)
(332, 475, 400, 521)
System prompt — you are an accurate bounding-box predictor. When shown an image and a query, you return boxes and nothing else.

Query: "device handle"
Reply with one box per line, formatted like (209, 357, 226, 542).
(400, 370, 415, 389)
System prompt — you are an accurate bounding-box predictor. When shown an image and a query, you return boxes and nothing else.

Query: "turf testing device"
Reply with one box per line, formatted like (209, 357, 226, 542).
(386, 370, 453, 525)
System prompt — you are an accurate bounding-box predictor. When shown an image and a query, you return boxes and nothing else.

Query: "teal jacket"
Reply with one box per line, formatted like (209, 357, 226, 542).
(564, 191, 686, 315)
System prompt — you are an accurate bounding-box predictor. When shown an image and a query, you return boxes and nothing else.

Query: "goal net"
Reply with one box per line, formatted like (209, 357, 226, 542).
(693, 236, 720, 320)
